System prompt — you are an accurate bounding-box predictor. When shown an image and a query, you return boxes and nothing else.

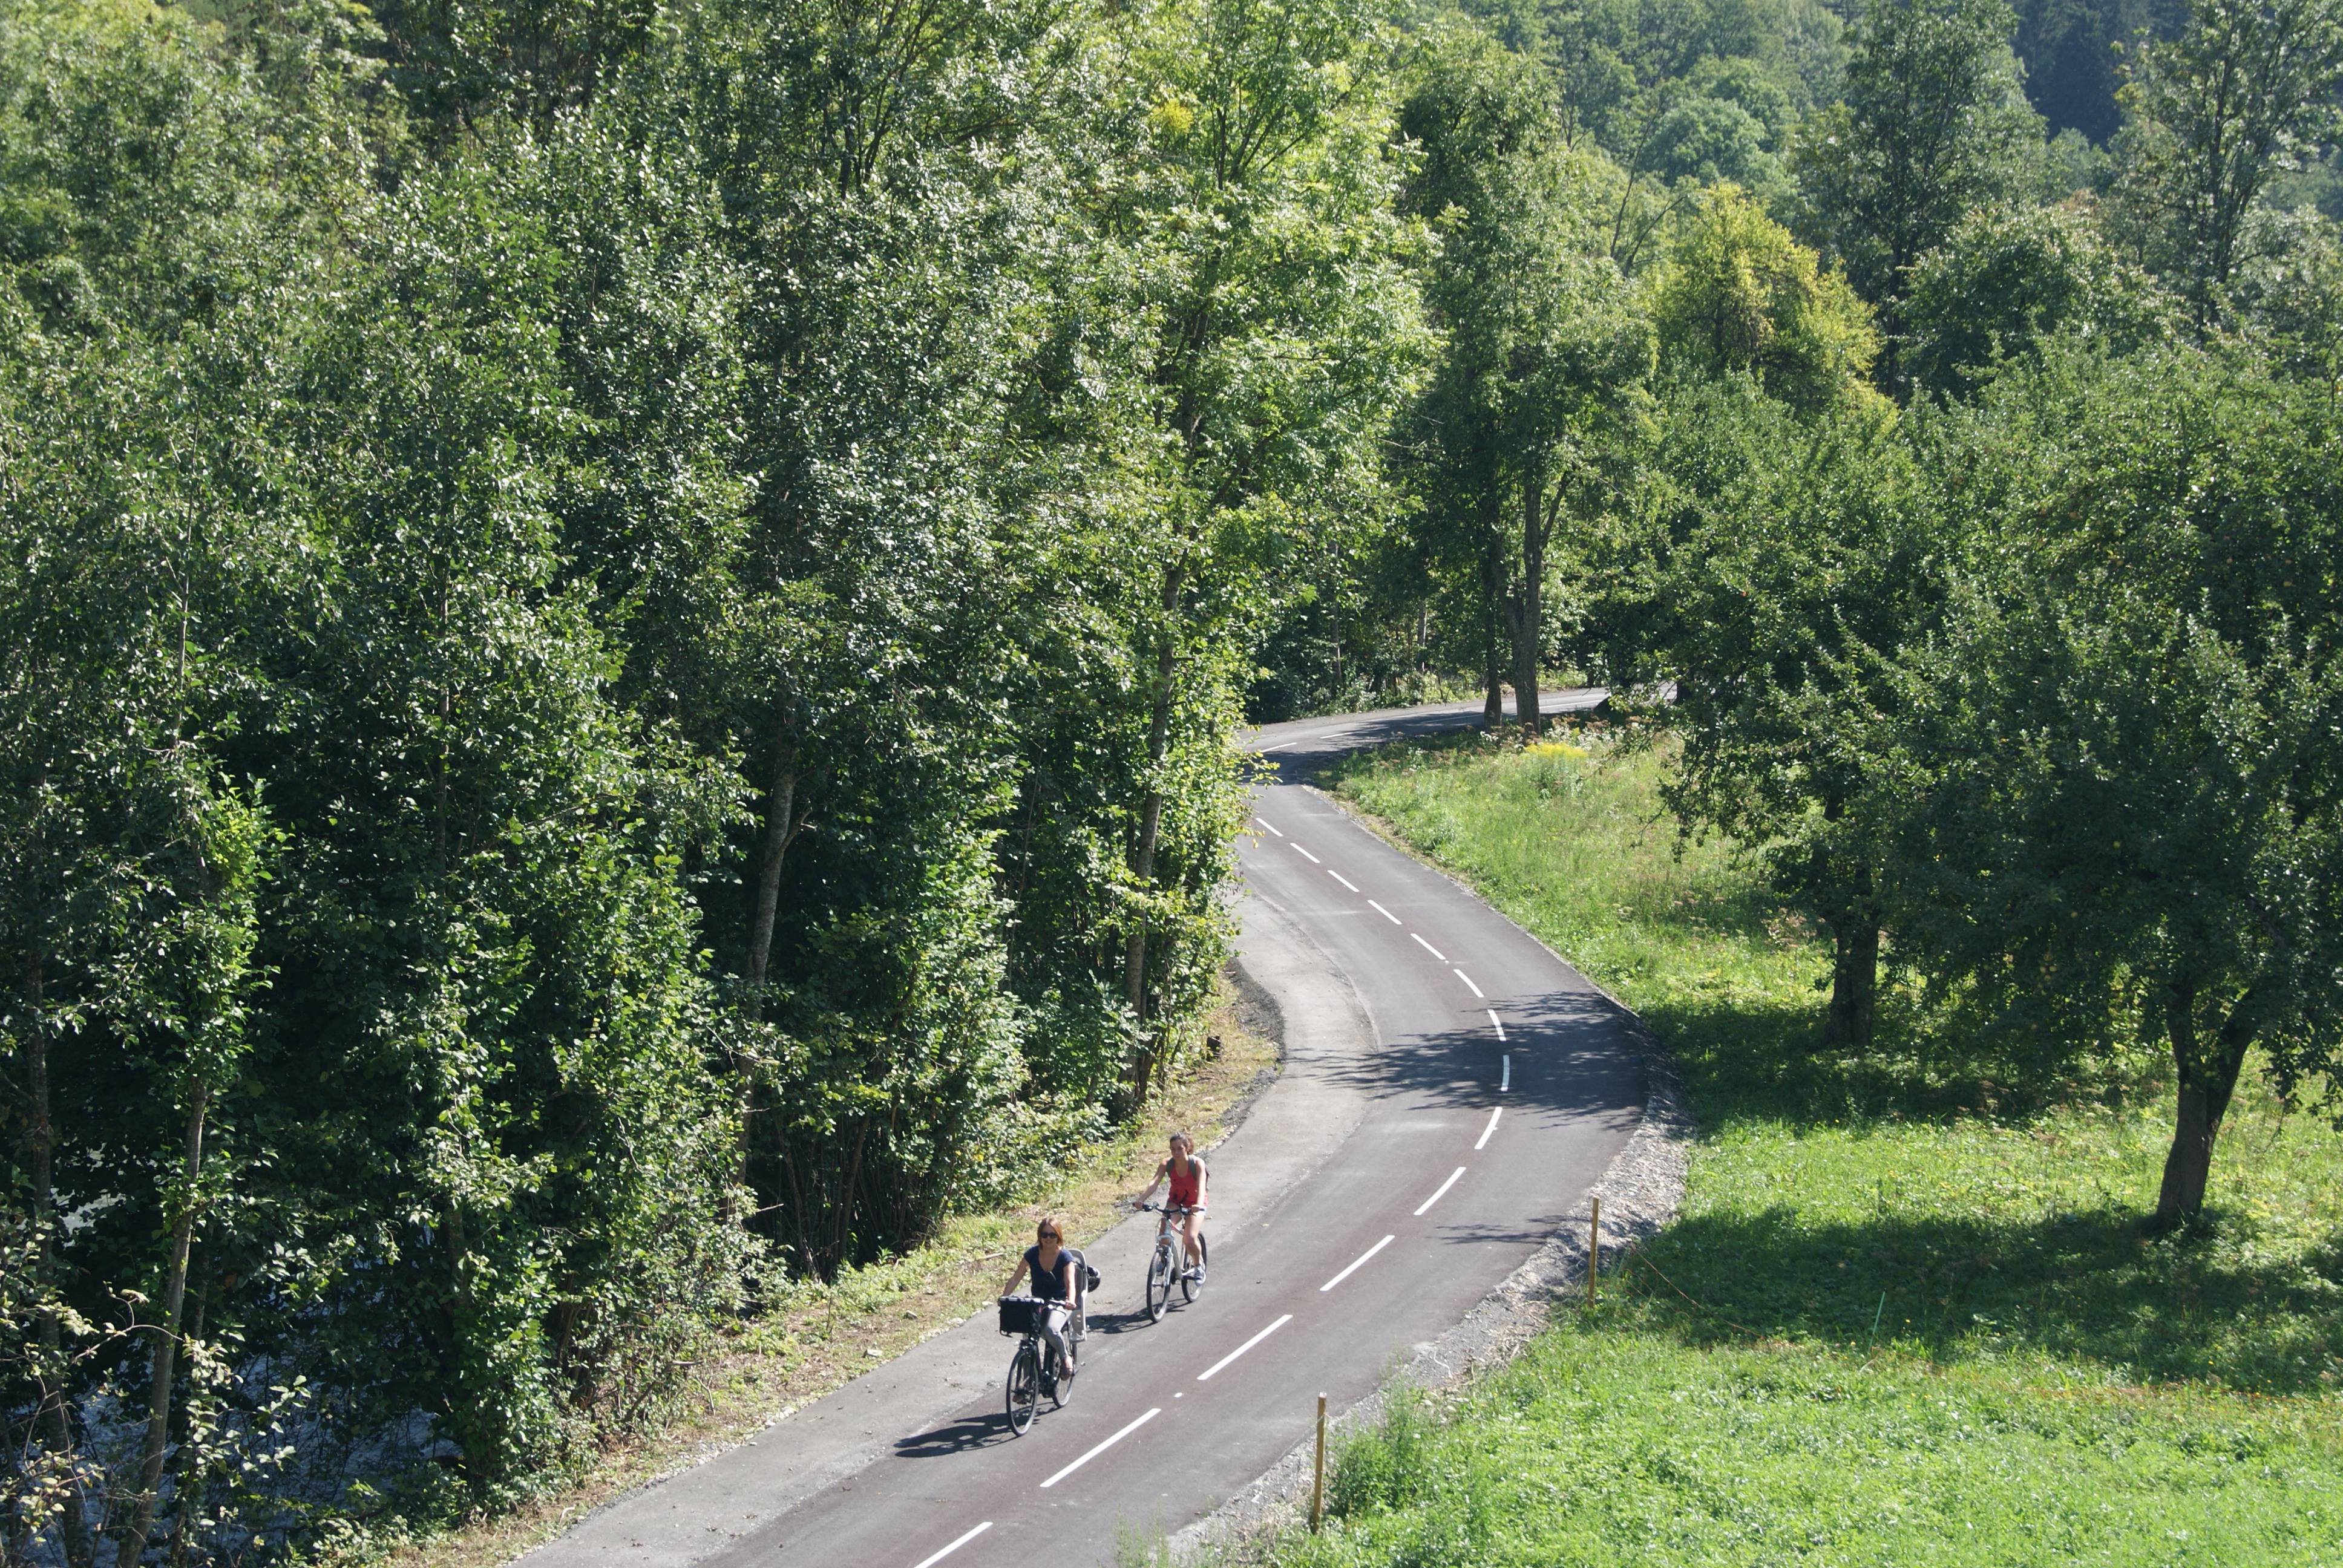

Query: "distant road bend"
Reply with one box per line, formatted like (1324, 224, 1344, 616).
(520, 692, 1646, 1568)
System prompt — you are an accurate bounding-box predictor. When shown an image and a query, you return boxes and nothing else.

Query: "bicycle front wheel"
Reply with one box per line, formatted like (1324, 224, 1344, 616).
(1005, 1343, 1041, 1434)
(1179, 1236, 1202, 1304)
(1145, 1243, 1173, 1322)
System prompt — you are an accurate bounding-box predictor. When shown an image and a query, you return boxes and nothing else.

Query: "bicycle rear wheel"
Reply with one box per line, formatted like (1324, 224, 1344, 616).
(1047, 1342, 1073, 1409)
(1145, 1242, 1173, 1322)
(1005, 1342, 1041, 1434)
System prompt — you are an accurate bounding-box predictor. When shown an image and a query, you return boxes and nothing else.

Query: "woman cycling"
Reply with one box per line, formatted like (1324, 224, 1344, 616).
(1001, 1216, 1081, 1376)
(1138, 1132, 1208, 1282)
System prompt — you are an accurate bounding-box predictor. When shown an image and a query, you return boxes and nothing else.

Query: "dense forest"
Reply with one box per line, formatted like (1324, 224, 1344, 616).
(4, 0, 2340, 1559)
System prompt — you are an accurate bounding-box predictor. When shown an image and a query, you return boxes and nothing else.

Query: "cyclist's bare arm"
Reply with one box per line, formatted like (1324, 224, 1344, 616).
(1002, 1256, 1031, 1296)
(1136, 1159, 1170, 1207)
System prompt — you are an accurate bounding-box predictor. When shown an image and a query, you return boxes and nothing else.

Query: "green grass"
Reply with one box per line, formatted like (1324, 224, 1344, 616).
(1239, 727, 2343, 1567)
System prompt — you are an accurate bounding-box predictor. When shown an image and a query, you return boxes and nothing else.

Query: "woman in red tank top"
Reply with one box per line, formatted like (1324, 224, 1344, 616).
(1141, 1132, 1208, 1281)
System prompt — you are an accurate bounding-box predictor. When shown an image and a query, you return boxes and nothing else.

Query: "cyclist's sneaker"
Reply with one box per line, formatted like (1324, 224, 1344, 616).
(1185, 1266, 1207, 1283)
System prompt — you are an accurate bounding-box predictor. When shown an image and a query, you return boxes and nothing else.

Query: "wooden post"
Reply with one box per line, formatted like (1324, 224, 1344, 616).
(1586, 1196, 1602, 1310)
(1311, 1392, 1328, 1531)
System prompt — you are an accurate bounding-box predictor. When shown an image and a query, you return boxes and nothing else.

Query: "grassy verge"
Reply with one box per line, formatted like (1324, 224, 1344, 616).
(373, 981, 1277, 1568)
(1236, 727, 2342, 1567)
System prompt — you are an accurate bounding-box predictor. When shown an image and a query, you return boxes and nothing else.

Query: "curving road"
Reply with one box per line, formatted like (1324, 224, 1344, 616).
(520, 693, 1644, 1568)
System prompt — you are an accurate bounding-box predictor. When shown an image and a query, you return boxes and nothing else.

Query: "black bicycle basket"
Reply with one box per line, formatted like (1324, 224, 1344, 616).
(997, 1294, 1046, 1336)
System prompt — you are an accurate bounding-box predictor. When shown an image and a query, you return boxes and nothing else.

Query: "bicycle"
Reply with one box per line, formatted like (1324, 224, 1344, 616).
(996, 1293, 1076, 1434)
(1141, 1204, 1207, 1322)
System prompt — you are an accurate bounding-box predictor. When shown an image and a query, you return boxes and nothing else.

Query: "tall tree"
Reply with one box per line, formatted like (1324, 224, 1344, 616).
(1888, 342, 2343, 1227)
(1401, 26, 1650, 735)
(1104, 0, 1430, 1042)
(106, 784, 271, 1568)
(2106, 0, 2343, 324)
(1647, 181, 1883, 413)
(1899, 199, 2172, 397)
(1634, 382, 1928, 1050)
(1794, 0, 2042, 385)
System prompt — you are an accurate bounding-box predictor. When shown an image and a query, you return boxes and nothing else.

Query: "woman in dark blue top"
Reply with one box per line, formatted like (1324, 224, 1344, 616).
(1003, 1216, 1081, 1375)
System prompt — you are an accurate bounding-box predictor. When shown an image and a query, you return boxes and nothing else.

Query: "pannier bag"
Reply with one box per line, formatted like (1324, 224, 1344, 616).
(997, 1294, 1046, 1336)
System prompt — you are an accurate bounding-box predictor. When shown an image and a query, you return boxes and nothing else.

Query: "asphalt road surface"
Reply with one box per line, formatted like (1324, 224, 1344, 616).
(521, 693, 1645, 1568)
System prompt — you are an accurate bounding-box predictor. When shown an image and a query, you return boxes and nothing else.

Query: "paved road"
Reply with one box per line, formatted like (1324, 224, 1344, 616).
(520, 693, 1643, 1568)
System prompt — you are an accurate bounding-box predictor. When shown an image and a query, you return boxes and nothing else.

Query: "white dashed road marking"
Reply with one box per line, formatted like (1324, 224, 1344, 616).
(1475, 1107, 1501, 1150)
(1040, 1408, 1161, 1489)
(1414, 1166, 1465, 1217)
(1411, 933, 1447, 961)
(1293, 844, 1321, 864)
(910, 1521, 992, 1568)
(1253, 817, 1284, 837)
(1368, 900, 1401, 924)
(1196, 1316, 1293, 1382)
(1328, 869, 1359, 892)
(1320, 1236, 1394, 1293)
(1453, 969, 1483, 998)
(1487, 1010, 1506, 1042)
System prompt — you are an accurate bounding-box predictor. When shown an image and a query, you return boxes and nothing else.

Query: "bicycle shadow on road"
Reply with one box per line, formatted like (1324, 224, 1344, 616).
(1086, 1307, 1178, 1338)
(891, 1411, 1017, 1459)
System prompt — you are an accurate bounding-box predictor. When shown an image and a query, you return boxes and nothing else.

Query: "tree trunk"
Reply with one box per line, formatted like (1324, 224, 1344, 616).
(1326, 548, 1345, 700)
(1122, 567, 1183, 1034)
(115, 1089, 208, 1567)
(1503, 471, 1550, 737)
(163, 1280, 209, 1568)
(1477, 490, 1505, 729)
(1821, 918, 1879, 1050)
(741, 748, 802, 1021)
(1129, 933, 1184, 1096)
(732, 747, 804, 1230)
(22, 955, 95, 1568)
(2151, 985, 2255, 1230)
(1508, 597, 1541, 739)
(828, 1119, 868, 1278)
(1480, 606, 1504, 727)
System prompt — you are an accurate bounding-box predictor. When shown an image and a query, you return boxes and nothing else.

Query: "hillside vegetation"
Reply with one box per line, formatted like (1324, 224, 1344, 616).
(5, 0, 2343, 1559)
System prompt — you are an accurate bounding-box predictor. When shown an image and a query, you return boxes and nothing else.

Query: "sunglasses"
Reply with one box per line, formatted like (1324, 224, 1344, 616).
(1038, 1230, 1060, 1240)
